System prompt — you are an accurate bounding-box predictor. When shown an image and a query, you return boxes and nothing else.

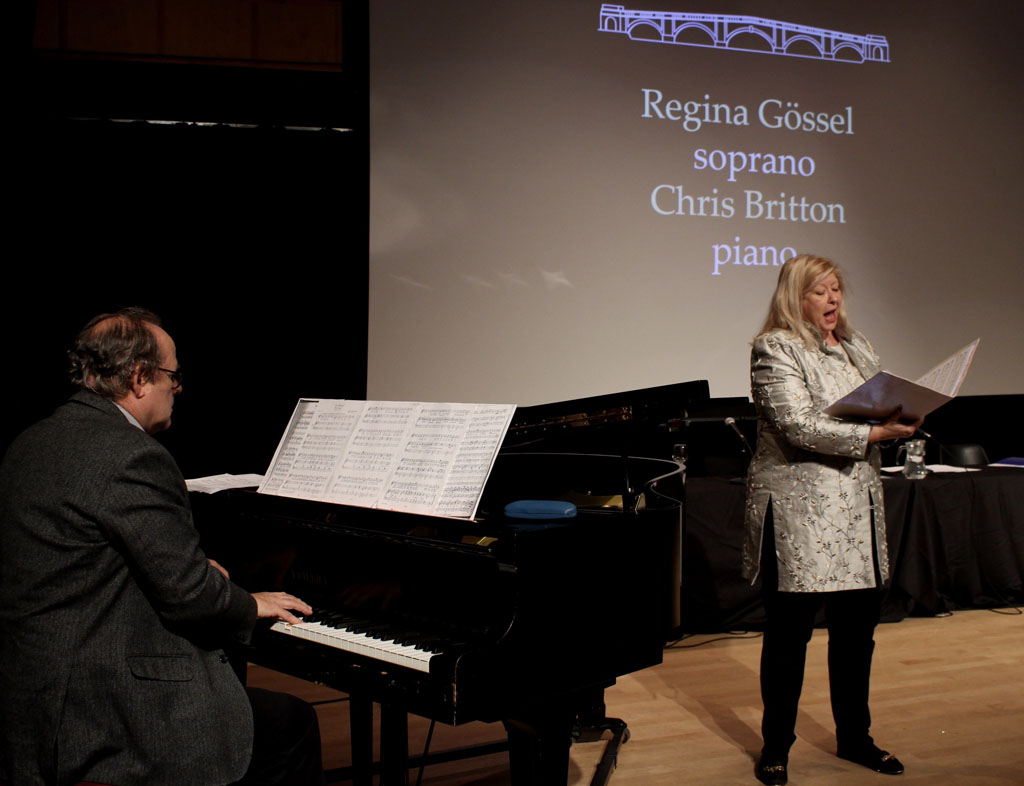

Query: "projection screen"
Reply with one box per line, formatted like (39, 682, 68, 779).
(368, 0, 1024, 405)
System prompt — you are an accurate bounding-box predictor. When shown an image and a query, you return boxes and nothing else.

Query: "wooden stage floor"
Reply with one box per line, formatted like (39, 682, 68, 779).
(247, 608, 1024, 786)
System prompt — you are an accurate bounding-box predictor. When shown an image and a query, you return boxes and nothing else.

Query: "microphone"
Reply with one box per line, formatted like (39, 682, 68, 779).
(725, 416, 755, 456)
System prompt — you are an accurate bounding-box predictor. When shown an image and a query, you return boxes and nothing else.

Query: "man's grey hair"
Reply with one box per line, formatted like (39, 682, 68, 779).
(68, 307, 164, 400)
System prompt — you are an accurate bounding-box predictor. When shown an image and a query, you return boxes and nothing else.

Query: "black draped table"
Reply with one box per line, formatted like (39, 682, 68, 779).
(682, 467, 1024, 632)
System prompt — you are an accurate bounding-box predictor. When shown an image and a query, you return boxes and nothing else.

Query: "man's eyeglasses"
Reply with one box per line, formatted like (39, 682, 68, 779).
(158, 367, 183, 389)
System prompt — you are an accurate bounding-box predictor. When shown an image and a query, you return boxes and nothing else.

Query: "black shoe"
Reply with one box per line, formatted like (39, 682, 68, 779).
(837, 744, 904, 775)
(755, 754, 788, 785)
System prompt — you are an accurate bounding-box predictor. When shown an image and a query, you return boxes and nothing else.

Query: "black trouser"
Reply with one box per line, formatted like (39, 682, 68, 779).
(759, 510, 882, 758)
(234, 687, 325, 786)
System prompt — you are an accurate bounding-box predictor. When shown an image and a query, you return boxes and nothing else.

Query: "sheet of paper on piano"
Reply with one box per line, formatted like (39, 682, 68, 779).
(825, 338, 979, 423)
(257, 399, 516, 519)
(185, 473, 267, 493)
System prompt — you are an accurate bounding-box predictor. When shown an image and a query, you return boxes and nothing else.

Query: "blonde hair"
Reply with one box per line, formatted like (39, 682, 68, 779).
(757, 254, 852, 347)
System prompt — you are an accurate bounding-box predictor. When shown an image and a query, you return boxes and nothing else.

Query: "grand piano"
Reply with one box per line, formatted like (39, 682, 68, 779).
(203, 381, 709, 785)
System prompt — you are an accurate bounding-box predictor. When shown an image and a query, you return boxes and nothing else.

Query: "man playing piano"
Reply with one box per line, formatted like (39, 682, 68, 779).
(0, 308, 322, 786)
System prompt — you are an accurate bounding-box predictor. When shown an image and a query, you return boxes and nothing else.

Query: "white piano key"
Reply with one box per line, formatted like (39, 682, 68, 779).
(270, 620, 436, 673)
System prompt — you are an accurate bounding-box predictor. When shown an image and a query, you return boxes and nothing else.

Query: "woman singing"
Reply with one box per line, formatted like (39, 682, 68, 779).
(744, 255, 920, 785)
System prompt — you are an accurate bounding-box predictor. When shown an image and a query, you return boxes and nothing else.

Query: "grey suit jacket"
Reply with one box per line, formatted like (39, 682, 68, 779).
(742, 328, 889, 592)
(0, 390, 257, 786)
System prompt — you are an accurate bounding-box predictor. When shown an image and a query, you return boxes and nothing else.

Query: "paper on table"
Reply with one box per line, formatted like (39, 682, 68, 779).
(882, 464, 978, 473)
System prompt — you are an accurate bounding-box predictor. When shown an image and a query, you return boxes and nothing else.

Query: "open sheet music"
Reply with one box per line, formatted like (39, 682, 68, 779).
(824, 339, 979, 422)
(258, 399, 516, 519)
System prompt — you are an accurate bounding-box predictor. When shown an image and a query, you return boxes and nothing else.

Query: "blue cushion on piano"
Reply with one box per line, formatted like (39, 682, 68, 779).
(503, 500, 577, 519)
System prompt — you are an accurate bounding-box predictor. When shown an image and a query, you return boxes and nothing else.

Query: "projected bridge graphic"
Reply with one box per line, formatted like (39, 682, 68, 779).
(599, 4, 890, 64)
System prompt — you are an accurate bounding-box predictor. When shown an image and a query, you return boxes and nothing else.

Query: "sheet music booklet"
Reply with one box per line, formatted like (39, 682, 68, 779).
(825, 338, 979, 423)
(258, 399, 516, 520)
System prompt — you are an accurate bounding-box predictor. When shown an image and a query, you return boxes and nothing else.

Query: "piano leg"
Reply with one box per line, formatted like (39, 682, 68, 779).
(502, 705, 576, 786)
(349, 696, 375, 786)
(380, 703, 411, 786)
(573, 688, 631, 786)
(349, 698, 411, 786)
(344, 695, 626, 786)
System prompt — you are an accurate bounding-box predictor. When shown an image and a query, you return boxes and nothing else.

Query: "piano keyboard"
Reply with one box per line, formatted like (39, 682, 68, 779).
(269, 611, 440, 673)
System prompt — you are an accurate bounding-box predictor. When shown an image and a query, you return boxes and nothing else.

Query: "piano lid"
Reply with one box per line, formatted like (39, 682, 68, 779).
(502, 379, 710, 456)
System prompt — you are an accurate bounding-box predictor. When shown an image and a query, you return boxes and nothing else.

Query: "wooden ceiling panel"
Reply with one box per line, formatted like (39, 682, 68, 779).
(33, 0, 343, 70)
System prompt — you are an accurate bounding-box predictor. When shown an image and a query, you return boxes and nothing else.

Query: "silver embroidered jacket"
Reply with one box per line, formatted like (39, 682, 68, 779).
(743, 328, 888, 592)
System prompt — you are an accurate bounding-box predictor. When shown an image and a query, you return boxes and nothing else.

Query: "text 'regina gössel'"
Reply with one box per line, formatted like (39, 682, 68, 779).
(641, 89, 854, 134)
